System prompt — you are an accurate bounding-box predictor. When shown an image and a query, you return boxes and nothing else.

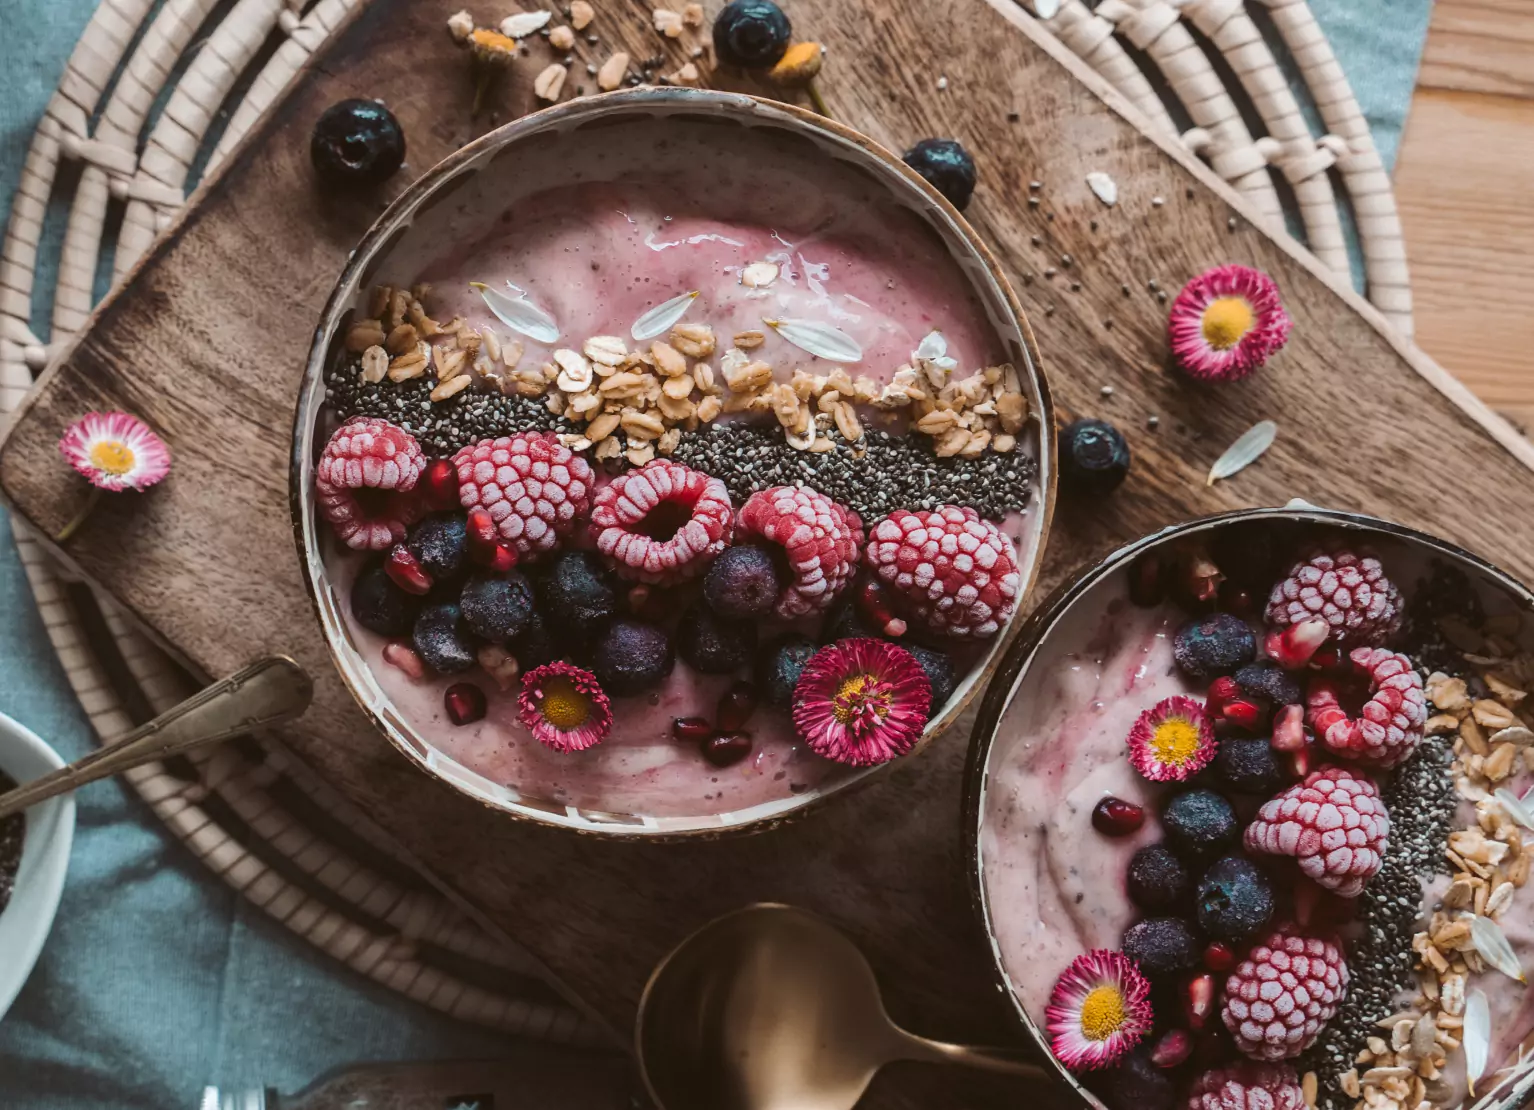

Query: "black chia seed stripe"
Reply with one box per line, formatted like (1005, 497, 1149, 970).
(1299, 732, 1456, 1110)
(325, 367, 1037, 523)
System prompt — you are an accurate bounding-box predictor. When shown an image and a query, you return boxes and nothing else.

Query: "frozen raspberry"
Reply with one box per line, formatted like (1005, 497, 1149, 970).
(591, 460, 733, 585)
(736, 486, 863, 620)
(1307, 647, 1426, 768)
(1188, 1063, 1308, 1110)
(864, 505, 1020, 639)
(452, 433, 594, 560)
(315, 417, 427, 551)
(1265, 550, 1402, 648)
(1243, 766, 1389, 897)
(1220, 926, 1348, 1060)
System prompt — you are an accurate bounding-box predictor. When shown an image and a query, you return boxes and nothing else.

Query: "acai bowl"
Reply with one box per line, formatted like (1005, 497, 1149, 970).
(294, 89, 1054, 837)
(967, 508, 1534, 1110)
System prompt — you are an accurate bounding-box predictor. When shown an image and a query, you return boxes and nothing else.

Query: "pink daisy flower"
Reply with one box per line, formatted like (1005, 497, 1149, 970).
(517, 662, 613, 752)
(791, 638, 931, 767)
(1045, 950, 1153, 1071)
(1168, 264, 1292, 382)
(58, 412, 170, 492)
(1126, 694, 1217, 782)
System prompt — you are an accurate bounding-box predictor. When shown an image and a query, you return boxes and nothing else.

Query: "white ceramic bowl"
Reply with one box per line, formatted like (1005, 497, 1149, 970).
(0, 711, 74, 1020)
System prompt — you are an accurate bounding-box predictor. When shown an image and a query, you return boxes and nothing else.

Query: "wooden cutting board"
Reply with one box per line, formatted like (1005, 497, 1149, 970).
(6, 0, 1534, 1105)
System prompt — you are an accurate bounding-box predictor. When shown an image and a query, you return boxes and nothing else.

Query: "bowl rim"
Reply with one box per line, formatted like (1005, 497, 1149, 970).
(961, 506, 1534, 1107)
(0, 709, 75, 1021)
(291, 86, 1057, 838)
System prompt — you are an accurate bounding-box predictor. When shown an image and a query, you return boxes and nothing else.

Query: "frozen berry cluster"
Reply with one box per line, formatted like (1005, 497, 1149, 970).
(1044, 531, 1431, 1110)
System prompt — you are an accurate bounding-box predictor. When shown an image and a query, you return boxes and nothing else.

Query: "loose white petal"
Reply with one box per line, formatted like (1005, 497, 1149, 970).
(1497, 787, 1534, 831)
(1465, 988, 1490, 1095)
(914, 329, 948, 361)
(1086, 171, 1118, 206)
(631, 290, 698, 341)
(500, 10, 550, 36)
(471, 282, 560, 344)
(1207, 420, 1277, 486)
(1470, 914, 1526, 983)
(765, 317, 863, 363)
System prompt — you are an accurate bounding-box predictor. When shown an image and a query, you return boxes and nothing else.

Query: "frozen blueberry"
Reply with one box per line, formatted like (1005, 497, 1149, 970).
(512, 610, 560, 672)
(678, 603, 757, 674)
(592, 620, 674, 697)
(310, 99, 405, 185)
(703, 545, 784, 620)
(1233, 660, 1303, 709)
(712, 0, 791, 68)
(1214, 736, 1287, 795)
(757, 634, 819, 708)
(1086, 1050, 1175, 1110)
(1059, 418, 1131, 496)
(1173, 612, 1256, 679)
(412, 601, 475, 674)
(408, 514, 468, 580)
(1126, 844, 1191, 914)
(1196, 856, 1275, 944)
(1122, 917, 1201, 979)
(821, 595, 878, 643)
(459, 572, 534, 643)
(350, 560, 418, 637)
(1162, 788, 1239, 861)
(902, 138, 977, 211)
(902, 643, 957, 708)
(537, 551, 616, 648)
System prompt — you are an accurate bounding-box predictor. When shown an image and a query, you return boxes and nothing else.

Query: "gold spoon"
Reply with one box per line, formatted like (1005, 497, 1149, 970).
(636, 902, 1048, 1110)
(0, 655, 312, 820)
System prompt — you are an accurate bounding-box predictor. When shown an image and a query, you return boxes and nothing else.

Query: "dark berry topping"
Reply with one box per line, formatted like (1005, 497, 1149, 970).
(1195, 856, 1276, 943)
(459, 572, 535, 643)
(444, 682, 486, 726)
(757, 634, 819, 708)
(1122, 917, 1201, 979)
(711, 0, 791, 68)
(537, 551, 617, 648)
(512, 610, 559, 672)
(1059, 418, 1131, 496)
(716, 681, 760, 732)
(677, 603, 757, 675)
(1213, 735, 1287, 795)
(1127, 553, 1165, 608)
(591, 620, 674, 697)
(820, 595, 878, 643)
(411, 601, 475, 675)
(1092, 796, 1146, 837)
(1126, 844, 1190, 913)
(1233, 659, 1303, 708)
(703, 545, 784, 619)
(1161, 788, 1239, 861)
(311, 98, 405, 185)
(901, 643, 956, 708)
(703, 731, 754, 767)
(1086, 1049, 1175, 1110)
(1172, 612, 1256, 679)
(350, 561, 418, 637)
(408, 514, 468, 580)
(901, 138, 977, 211)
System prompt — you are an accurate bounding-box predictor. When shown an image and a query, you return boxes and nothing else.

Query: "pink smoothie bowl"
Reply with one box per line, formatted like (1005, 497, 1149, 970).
(292, 88, 1056, 838)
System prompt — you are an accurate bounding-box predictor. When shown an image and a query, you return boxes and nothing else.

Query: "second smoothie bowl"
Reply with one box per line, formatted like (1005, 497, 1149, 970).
(293, 88, 1055, 836)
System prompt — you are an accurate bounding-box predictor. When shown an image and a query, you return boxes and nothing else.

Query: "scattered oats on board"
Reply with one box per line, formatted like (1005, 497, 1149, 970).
(1086, 171, 1118, 206)
(653, 7, 684, 37)
(570, 0, 594, 29)
(534, 63, 567, 102)
(549, 24, 576, 49)
(598, 52, 629, 91)
(500, 10, 551, 37)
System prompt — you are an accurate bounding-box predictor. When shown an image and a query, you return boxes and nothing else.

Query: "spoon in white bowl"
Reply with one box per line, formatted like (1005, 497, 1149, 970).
(0, 655, 312, 820)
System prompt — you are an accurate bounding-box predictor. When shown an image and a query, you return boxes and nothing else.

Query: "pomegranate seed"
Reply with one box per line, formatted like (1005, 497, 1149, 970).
(672, 717, 713, 744)
(470, 540, 518, 572)
(1204, 942, 1236, 972)
(1219, 582, 1257, 617)
(1091, 796, 1145, 837)
(1264, 617, 1329, 669)
(1310, 644, 1343, 671)
(1221, 698, 1263, 730)
(382, 640, 426, 679)
(1128, 553, 1164, 608)
(1150, 1029, 1194, 1069)
(1186, 973, 1216, 1030)
(465, 507, 498, 548)
(1206, 676, 1240, 717)
(1270, 704, 1306, 751)
(420, 458, 460, 511)
(444, 682, 487, 726)
(477, 644, 520, 691)
(856, 578, 906, 638)
(703, 731, 753, 767)
(385, 544, 433, 595)
(1288, 744, 1313, 778)
(717, 682, 761, 732)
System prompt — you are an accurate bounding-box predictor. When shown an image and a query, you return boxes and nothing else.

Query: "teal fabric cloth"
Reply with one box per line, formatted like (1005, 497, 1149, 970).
(0, 2, 1432, 1107)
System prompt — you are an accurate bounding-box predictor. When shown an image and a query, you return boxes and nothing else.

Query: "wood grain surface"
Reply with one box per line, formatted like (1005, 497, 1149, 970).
(5, 2, 1534, 1106)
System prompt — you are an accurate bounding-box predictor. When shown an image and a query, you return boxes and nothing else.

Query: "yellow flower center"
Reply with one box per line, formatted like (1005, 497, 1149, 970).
(469, 28, 517, 56)
(832, 674, 889, 725)
(1151, 716, 1202, 767)
(1201, 296, 1255, 350)
(88, 440, 136, 476)
(538, 679, 590, 730)
(1079, 985, 1128, 1041)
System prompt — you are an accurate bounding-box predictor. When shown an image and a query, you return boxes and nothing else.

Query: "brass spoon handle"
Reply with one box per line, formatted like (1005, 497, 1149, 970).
(897, 1032, 1050, 1080)
(0, 655, 313, 820)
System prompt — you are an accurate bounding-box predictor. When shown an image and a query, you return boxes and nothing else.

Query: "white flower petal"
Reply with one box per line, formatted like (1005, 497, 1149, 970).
(472, 282, 560, 344)
(1207, 420, 1277, 486)
(631, 290, 698, 340)
(765, 317, 863, 363)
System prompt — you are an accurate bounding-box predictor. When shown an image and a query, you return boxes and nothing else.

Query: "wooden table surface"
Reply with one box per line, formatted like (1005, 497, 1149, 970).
(1398, 0, 1534, 433)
